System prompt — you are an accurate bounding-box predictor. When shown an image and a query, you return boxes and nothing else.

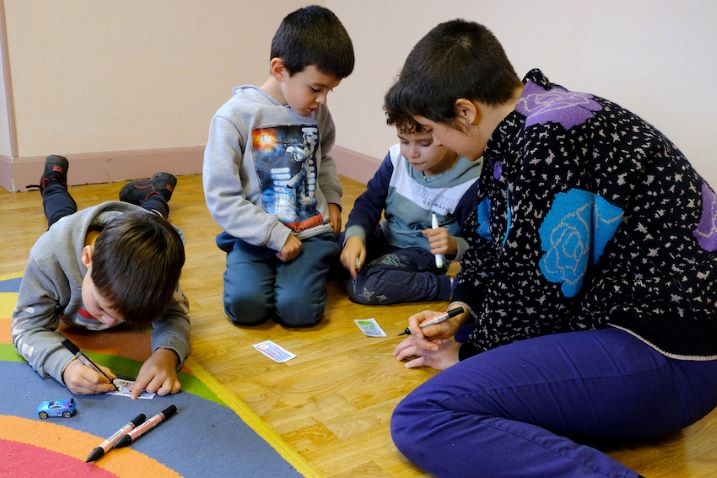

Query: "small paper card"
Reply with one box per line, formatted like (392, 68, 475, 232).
(252, 340, 296, 363)
(354, 318, 387, 337)
(108, 378, 156, 399)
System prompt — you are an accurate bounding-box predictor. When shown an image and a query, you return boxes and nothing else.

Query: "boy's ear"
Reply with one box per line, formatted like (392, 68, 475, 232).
(81, 245, 93, 268)
(453, 98, 480, 130)
(269, 58, 288, 81)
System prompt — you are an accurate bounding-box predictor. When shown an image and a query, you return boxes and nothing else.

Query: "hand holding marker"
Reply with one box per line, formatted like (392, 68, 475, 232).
(115, 405, 177, 448)
(86, 413, 146, 462)
(431, 213, 444, 269)
(61, 338, 119, 391)
(398, 307, 465, 336)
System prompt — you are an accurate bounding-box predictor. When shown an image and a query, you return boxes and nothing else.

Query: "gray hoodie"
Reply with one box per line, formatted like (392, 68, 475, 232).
(11, 201, 190, 385)
(203, 85, 342, 251)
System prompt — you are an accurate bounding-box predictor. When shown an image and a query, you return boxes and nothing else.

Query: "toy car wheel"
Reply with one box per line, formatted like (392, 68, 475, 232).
(39, 411, 48, 419)
(62, 411, 71, 418)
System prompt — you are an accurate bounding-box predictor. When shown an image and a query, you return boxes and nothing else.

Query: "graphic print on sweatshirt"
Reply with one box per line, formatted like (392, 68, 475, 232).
(251, 125, 324, 233)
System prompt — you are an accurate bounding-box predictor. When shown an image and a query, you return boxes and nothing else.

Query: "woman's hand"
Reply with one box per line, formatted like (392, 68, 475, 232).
(406, 308, 465, 343)
(392, 304, 470, 370)
(393, 335, 460, 370)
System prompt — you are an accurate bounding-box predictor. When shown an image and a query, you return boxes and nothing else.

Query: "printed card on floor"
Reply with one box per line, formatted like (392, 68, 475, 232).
(107, 378, 156, 399)
(354, 318, 387, 337)
(253, 340, 296, 363)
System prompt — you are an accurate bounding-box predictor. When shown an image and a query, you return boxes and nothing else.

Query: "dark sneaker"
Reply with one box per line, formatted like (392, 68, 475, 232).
(26, 155, 69, 192)
(119, 172, 177, 205)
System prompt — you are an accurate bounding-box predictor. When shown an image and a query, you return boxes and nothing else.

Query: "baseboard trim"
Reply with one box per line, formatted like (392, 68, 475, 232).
(332, 145, 380, 185)
(0, 146, 204, 192)
(1, 144, 377, 192)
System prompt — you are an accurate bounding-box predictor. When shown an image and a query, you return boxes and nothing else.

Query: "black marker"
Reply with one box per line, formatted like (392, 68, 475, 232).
(398, 307, 465, 336)
(115, 405, 177, 448)
(85, 413, 146, 462)
(61, 338, 119, 391)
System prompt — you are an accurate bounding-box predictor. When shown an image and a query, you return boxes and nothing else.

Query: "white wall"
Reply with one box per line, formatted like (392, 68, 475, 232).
(328, 0, 717, 184)
(0, 50, 13, 157)
(3, 0, 305, 156)
(1, 1, 715, 186)
(0, 4, 13, 157)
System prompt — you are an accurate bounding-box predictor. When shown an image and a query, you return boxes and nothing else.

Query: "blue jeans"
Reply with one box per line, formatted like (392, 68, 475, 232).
(391, 328, 717, 478)
(218, 232, 339, 327)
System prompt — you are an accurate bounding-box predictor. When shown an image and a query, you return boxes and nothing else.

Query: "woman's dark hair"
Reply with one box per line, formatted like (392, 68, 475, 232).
(385, 19, 521, 124)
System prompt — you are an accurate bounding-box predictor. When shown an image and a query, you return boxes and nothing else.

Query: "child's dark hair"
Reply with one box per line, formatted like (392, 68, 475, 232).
(271, 5, 354, 78)
(385, 19, 521, 124)
(91, 211, 185, 324)
(384, 82, 425, 134)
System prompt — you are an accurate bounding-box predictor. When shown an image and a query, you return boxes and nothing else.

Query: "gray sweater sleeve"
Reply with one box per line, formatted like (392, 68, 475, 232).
(11, 256, 76, 384)
(150, 285, 191, 369)
(203, 115, 292, 252)
(316, 110, 342, 207)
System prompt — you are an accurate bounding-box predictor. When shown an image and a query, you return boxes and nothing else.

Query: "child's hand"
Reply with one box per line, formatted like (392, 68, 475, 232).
(340, 236, 366, 278)
(422, 227, 458, 257)
(276, 234, 303, 262)
(328, 203, 342, 235)
(132, 348, 181, 400)
(62, 358, 117, 395)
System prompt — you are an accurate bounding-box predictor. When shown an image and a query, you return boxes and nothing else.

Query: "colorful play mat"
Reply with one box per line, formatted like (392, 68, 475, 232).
(0, 273, 319, 477)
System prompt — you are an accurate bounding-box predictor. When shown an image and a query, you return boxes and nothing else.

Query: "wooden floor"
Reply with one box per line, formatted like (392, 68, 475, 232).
(2, 174, 716, 477)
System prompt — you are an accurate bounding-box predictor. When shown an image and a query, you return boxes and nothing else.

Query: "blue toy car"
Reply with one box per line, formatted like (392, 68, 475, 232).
(37, 398, 77, 419)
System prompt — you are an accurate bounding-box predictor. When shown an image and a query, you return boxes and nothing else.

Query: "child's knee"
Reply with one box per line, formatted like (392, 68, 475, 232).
(223, 291, 270, 326)
(347, 276, 371, 304)
(346, 272, 388, 305)
(275, 293, 324, 327)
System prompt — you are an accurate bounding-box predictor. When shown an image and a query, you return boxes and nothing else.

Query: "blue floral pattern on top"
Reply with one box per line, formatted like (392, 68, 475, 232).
(452, 69, 717, 358)
(476, 198, 492, 241)
(538, 188, 623, 297)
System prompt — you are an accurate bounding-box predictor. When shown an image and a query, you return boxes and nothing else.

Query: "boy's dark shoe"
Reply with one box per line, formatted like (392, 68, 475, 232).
(26, 155, 69, 192)
(119, 172, 177, 205)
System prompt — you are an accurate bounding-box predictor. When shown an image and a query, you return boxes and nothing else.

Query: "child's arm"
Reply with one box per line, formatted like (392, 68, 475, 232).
(340, 235, 366, 277)
(12, 259, 83, 385)
(142, 285, 190, 398)
(203, 115, 292, 252)
(316, 110, 343, 218)
(340, 152, 395, 273)
(14, 256, 119, 394)
(343, 152, 394, 245)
